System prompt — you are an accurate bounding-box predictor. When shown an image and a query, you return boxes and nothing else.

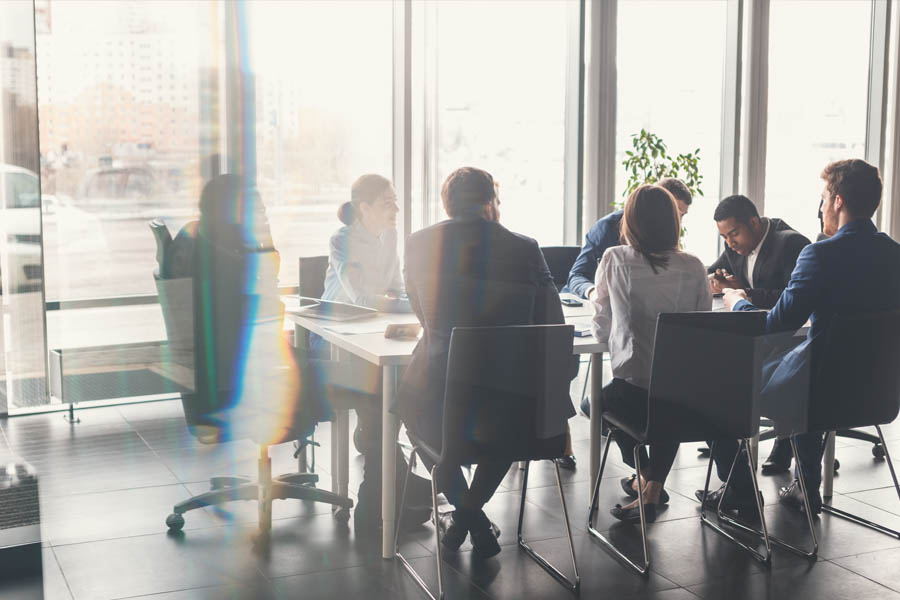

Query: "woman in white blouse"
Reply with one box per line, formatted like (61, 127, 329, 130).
(591, 184, 712, 523)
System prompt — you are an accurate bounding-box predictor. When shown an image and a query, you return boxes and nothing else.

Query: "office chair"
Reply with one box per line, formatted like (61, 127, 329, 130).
(539, 246, 581, 292)
(396, 325, 580, 599)
(154, 227, 352, 539)
(589, 311, 780, 574)
(779, 310, 900, 552)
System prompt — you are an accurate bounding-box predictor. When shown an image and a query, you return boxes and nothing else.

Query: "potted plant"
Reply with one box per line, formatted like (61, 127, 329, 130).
(620, 129, 703, 207)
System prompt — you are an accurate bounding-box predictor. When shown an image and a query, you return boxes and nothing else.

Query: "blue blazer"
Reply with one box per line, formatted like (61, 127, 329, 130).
(565, 210, 623, 298)
(736, 219, 900, 378)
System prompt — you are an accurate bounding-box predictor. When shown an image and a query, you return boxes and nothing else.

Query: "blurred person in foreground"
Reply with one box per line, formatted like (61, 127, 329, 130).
(396, 167, 577, 559)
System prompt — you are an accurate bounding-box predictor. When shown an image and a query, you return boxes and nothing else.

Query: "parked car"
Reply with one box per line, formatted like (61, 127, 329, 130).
(0, 164, 43, 293)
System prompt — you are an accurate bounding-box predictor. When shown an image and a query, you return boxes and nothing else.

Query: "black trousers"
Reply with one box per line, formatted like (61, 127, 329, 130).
(602, 379, 679, 485)
(408, 412, 510, 512)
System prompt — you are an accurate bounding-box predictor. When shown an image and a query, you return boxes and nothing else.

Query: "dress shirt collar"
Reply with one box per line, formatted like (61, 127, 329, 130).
(749, 218, 771, 257)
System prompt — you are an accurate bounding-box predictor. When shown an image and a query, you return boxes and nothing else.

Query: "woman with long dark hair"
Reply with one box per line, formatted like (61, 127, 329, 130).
(591, 184, 712, 522)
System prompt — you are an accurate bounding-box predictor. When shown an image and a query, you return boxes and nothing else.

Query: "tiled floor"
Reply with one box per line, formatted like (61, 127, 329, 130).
(1, 393, 900, 600)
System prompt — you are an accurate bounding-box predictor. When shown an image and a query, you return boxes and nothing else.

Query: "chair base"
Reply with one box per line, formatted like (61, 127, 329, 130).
(165, 444, 353, 535)
(587, 429, 649, 576)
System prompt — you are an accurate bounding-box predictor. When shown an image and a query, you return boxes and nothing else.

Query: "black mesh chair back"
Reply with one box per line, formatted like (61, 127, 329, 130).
(439, 324, 574, 465)
(149, 219, 172, 278)
(810, 309, 900, 431)
(645, 311, 768, 445)
(540, 246, 580, 292)
(298, 255, 329, 299)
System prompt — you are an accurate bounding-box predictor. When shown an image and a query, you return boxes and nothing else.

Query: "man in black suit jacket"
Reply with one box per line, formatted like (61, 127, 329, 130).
(397, 167, 576, 559)
(708, 195, 811, 309)
(707, 194, 811, 473)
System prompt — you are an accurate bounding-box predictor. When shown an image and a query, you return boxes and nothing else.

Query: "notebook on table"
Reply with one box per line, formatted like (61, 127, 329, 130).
(287, 297, 378, 322)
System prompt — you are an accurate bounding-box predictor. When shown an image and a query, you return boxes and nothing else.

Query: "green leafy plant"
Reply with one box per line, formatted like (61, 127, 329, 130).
(619, 129, 703, 207)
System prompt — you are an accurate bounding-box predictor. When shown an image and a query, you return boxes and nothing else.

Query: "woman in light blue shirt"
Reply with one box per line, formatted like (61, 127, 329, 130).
(315, 174, 429, 536)
(321, 174, 410, 313)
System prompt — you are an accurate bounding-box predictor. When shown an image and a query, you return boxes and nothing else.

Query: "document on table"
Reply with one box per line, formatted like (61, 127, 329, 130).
(322, 318, 418, 336)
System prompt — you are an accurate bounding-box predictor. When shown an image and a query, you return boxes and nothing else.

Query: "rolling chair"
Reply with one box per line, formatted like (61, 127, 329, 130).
(539, 246, 581, 292)
(589, 311, 778, 574)
(396, 325, 580, 599)
(152, 225, 353, 539)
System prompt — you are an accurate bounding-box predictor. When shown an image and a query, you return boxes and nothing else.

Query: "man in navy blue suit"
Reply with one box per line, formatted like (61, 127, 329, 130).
(699, 159, 900, 514)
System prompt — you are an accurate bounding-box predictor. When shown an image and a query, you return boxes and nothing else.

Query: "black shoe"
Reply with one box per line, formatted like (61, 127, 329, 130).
(761, 439, 793, 474)
(620, 474, 669, 504)
(580, 395, 591, 418)
(469, 511, 502, 559)
(695, 484, 763, 515)
(555, 455, 577, 470)
(438, 511, 469, 551)
(779, 479, 822, 515)
(610, 501, 658, 524)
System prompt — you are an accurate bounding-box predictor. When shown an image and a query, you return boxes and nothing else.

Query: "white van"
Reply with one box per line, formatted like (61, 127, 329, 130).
(0, 164, 43, 293)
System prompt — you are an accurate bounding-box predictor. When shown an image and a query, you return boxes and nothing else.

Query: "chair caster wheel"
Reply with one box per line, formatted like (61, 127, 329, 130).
(873, 445, 886, 459)
(353, 424, 363, 454)
(334, 506, 351, 523)
(834, 459, 840, 473)
(166, 513, 185, 531)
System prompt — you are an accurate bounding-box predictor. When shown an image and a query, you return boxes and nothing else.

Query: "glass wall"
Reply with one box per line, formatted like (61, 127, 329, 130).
(248, 0, 393, 286)
(764, 0, 873, 243)
(616, 0, 728, 265)
(0, 0, 49, 410)
(427, 0, 573, 245)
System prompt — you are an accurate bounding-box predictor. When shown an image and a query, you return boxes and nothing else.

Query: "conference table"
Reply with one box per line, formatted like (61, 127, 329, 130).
(286, 294, 608, 559)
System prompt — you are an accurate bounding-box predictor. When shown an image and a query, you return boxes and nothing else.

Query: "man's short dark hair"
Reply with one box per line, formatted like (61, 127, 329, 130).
(441, 167, 495, 217)
(657, 178, 692, 205)
(714, 194, 759, 224)
(821, 159, 882, 219)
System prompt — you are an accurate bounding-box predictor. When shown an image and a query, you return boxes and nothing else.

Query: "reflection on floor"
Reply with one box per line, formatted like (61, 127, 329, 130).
(1, 398, 900, 600)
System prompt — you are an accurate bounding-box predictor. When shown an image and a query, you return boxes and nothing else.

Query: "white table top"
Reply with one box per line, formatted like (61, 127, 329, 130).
(285, 293, 606, 366)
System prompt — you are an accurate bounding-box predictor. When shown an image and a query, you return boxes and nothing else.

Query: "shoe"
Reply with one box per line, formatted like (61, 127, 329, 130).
(779, 479, 822, 515)
(761, 438, 793, 474)
(469, 511, 502, 559)
(580, 395, 591, 418)
(555, 455, 577, 470)
(620, 474, 670, 504)
(610, 501, 658, 524)
(438, 511, 469, 551)
(695, 484, 763, 515)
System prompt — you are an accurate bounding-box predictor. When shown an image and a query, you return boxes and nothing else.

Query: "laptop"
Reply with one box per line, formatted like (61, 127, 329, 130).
(287, 297, 378, 322)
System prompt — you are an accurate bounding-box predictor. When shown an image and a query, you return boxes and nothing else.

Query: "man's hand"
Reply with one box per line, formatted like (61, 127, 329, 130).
(708, 269, 745, 293)
(723, 287, 749, 311)
(587, 286, 597, 302)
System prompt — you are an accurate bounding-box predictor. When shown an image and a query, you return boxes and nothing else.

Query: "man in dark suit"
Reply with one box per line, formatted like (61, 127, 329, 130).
(397, 166, 576, 559)
(707, 195, 811, 473)
(707, 195, 811, 309)
(701, 159, 900, 514)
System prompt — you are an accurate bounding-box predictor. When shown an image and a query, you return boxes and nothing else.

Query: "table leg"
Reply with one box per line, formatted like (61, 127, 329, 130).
(382, 366, 400, 559)
(823, 431, 836, 498)
(336, 409, 350, 498)
(589, 353, 605, 493)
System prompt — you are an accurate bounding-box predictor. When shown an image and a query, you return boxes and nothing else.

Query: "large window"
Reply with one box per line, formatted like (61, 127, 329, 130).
(425, 0, 574, 245)
(36, 1, 210, 301)
(765, 1, 872, 243)
(249, 1, 393, 286)
(616, 0, 728, 264)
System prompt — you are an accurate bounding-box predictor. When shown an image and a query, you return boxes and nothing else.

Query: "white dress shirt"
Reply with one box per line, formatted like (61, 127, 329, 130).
(744, 218, 770, 288)
(591, 245, 713, 389)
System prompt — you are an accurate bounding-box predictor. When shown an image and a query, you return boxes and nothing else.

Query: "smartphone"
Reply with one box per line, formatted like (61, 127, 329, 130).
(561, 298, 583, 307)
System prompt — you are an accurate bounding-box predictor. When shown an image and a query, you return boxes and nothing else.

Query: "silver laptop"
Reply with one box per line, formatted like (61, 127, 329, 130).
(288, 297, 378, 321)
